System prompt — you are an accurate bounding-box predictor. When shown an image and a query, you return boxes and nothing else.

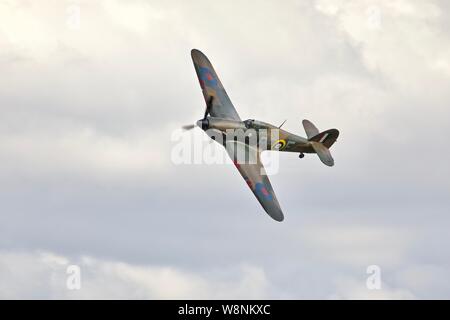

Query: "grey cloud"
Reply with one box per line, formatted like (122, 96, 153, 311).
(0, 0, 449, 299)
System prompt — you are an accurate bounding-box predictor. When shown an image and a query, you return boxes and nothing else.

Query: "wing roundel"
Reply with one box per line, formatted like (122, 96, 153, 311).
(225, 141, 284, 222)
(191, 49, 241, 121)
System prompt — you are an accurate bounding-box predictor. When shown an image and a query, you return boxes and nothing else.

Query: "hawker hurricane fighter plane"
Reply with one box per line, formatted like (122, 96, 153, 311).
(183, 49, 339, 222)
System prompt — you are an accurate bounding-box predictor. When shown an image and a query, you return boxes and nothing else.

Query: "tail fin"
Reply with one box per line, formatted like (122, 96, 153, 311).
(302, 120, 319, 139)
(302, 119, 339, 167)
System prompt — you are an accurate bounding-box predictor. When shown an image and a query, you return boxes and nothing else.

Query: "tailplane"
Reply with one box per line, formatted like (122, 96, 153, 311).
(302, 119, 339, 167)
(310, 141, 334, 166)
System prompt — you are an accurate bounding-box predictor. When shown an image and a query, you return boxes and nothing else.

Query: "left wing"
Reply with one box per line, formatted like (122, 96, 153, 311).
(225, 141, 284, 222)
(191, 49, 241, 121)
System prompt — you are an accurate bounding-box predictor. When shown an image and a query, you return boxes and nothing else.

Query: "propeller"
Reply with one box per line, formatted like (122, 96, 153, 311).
(203, 96, 214, 120)
(182, 96, 214, 130)
(182, 124, 196, 130)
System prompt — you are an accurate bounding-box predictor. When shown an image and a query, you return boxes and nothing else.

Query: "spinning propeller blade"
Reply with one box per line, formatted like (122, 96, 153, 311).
(203, 96, 214, 120)
(182, 124, 196, 130)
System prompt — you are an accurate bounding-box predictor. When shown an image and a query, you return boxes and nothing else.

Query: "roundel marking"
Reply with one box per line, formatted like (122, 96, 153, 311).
(272, 139, 287, 151)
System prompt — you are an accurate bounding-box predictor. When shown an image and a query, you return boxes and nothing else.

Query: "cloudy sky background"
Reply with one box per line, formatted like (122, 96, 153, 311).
(1, 0, 449, 299)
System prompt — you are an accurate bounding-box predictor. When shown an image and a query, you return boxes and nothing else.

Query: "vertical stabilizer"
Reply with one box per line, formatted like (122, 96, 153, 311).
(302, 119, 320, 139)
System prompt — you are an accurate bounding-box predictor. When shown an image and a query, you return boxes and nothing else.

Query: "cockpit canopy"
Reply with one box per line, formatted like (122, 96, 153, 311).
(244, 119, 275, 130)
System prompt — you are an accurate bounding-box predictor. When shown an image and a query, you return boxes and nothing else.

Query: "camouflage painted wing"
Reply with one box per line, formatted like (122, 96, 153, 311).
(191, 49, 241, 121)
(225, 141, 284, 222)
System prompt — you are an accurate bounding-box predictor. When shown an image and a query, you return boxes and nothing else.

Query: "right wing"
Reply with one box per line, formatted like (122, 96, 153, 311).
(225, 141, 284, 222)
(191, 49, 241, 121)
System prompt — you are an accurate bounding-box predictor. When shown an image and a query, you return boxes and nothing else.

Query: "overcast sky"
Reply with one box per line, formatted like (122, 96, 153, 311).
(1, 0, 450, 299)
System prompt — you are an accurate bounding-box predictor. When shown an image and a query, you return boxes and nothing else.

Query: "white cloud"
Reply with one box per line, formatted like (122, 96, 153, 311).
(0, 250, 269, 299)
(315, 0, 450, 88)
(103, 0, 166, 36)
(395, 265, 450, 297)
(330, 276, 415, 299)
(0, 1, 59, 61)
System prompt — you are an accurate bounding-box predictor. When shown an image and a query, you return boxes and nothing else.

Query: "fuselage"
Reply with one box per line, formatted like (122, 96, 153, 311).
(196, 117, 316, 153)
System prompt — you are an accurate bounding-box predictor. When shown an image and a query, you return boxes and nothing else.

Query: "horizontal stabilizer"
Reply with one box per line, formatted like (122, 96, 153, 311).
(311, 142, 334, 167)
(308, 128, 339, 149)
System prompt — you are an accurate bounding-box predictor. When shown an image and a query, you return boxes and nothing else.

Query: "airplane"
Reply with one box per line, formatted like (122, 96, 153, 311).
(183, 49, 339, 222)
